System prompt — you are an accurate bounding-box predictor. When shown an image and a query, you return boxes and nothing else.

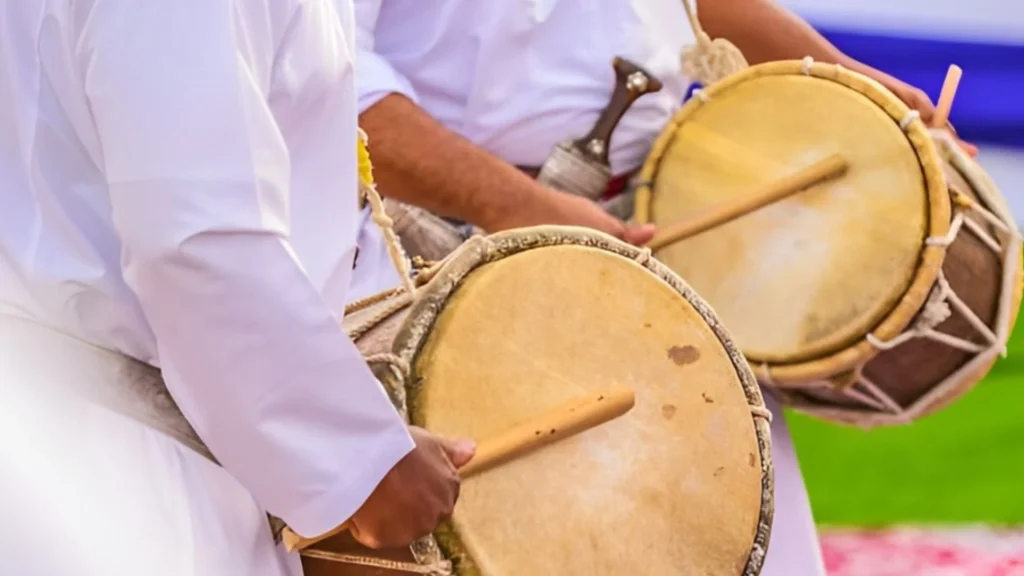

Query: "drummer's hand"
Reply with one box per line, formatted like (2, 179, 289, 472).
(857, 66, 979, 157)
(552, 193, 656, 245)
(489, 188, 655, 246)
(348, 427, 475, 549)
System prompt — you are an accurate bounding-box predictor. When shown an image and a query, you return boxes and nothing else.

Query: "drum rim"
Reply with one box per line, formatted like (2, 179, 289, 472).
(394, 225, 775, 576)
(636, 60, 952, 385)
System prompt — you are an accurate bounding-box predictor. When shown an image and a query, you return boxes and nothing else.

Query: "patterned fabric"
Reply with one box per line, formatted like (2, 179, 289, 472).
(822, 527, 1024, 575)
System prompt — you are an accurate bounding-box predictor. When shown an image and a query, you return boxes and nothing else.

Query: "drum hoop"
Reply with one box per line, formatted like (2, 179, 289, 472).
(636, 59, 952, 383)
(390, 225, 775, 576)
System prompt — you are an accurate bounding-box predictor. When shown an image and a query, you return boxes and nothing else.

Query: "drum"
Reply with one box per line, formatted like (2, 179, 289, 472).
(299, 226, 773, 575)
(635, 59, 1023, 427)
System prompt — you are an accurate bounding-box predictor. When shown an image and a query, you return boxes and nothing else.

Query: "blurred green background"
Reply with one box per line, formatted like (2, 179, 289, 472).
(792, 323, 1024, 526)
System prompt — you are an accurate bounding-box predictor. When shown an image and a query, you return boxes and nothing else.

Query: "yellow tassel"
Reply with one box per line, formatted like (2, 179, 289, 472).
(357, 128, 374, 187)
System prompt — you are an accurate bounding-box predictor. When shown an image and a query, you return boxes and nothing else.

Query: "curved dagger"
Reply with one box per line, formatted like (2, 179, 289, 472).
(537, 57, 663, 201)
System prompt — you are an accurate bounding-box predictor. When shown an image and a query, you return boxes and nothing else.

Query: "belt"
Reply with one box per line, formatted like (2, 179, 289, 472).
(516, 165, 637, 199)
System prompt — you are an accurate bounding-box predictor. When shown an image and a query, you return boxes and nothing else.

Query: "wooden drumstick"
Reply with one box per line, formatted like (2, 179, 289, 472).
(646, 153, 848, 251)
(933, 64, 962, 128)
(282, 386, 636, 552)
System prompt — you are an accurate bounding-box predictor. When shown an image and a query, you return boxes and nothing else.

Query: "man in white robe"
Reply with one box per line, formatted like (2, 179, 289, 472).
(0, 1, 471, 574)
(350, 1, 968, 573)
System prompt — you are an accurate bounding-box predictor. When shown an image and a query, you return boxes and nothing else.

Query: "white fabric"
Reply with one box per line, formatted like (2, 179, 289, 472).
(762, 393, 828, 576)
(0, 0, 414, 544)
(353, 0, 696, 175)
(0, 319, 301, 576)
(356, 2, 826, 573)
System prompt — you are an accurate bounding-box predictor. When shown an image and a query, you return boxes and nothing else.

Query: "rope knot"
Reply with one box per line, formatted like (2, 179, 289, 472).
(800, 56, 815, 75)
(899, 110, 921, 131)
(681, 39, 748, 86)
(679, 0, 747, 86)
(913, 281, 953, 332)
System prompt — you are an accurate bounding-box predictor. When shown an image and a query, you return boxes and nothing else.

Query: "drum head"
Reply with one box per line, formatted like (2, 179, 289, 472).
(403, 229, 770, 575)
(640, 63, 948, 366)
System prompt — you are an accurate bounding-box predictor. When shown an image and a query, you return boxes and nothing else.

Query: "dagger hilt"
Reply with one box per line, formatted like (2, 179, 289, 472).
(573, 57, 664, 166)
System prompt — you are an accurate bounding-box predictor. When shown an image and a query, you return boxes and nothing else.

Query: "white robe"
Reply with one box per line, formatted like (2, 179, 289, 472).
(0, 0, 413, 573)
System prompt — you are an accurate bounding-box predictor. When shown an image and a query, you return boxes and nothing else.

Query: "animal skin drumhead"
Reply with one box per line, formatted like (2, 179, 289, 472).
(408, 244, 768, 575)
(647, 73, 930, 364)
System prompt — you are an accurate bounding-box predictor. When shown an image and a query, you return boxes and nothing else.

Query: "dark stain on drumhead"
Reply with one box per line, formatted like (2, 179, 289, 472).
(661, 404, 677, 420)
(702, 392, 714, 403)
(667, 345, 700, 365)
(748, 453, 756, 468)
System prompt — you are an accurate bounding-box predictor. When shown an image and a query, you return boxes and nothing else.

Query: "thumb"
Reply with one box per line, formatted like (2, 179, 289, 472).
(623, 223, 656, 247)
(438, 436, 477, 469)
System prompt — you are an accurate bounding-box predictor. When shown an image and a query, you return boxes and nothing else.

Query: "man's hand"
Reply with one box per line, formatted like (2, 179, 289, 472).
(348, 427, 475, 549)
(484, 187, 656, 246)
(856, 67, 978, 157)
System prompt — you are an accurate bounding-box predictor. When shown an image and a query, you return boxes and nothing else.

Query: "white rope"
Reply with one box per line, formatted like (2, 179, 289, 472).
(800, 56, 814, 75)
(900, 110, 921, 131)
(679, 0, 748, 86)
(359, 128, 417, 295)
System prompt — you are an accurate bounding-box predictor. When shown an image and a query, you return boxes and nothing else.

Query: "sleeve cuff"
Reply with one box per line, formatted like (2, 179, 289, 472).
(356, 51, 420, 114)
(282, 422, 415, 539)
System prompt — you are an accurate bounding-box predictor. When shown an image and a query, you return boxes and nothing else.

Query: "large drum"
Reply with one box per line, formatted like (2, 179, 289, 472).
(299, 227, 773, 575)
(635, 59, 1023, 427)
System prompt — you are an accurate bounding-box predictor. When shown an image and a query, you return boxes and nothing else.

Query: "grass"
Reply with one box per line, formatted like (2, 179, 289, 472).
(791, 323, 1024, 526)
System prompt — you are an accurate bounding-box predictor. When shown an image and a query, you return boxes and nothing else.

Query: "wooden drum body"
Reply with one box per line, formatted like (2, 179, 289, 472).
(636, 60, 1023, 427)
(302, 227, 773, 575)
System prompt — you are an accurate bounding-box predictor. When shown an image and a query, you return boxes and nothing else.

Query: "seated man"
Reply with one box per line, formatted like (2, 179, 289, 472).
(0, 1, 470, 574)
(352, 1, 947, 573)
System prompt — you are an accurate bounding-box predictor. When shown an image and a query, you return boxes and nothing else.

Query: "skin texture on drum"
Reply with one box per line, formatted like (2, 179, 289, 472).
(410, 244, 765, 575)
(646, 74, 928, 364)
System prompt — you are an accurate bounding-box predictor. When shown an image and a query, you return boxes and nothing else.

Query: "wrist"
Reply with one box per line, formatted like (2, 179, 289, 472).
(475, 177, 554, 231)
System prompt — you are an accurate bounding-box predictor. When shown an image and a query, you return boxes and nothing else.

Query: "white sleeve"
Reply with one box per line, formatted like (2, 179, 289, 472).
(78, 0, 414, 538)
(352, 0, 421, 112)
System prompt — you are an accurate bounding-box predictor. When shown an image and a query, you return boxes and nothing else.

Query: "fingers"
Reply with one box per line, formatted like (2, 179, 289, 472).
(623, 223, 656, 247)
(438, 436, 477, 469)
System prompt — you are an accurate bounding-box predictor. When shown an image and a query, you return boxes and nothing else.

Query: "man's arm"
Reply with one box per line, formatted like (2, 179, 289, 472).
(360, 94, 556, 231)
(697, 0, 853, 66)
(695, 0, 939, 121)
(79, 0, 414, 538)
(352, 0, 651, 242)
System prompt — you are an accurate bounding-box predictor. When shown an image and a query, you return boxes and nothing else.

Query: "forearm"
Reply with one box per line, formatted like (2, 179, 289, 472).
(697, 0, 859, 69)
(360, 94, 553, 230)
